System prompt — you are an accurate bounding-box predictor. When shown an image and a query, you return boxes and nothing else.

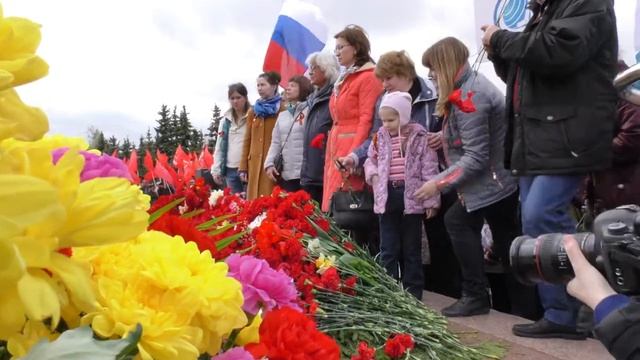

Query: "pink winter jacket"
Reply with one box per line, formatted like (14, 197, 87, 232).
(364, 123, 440, 214)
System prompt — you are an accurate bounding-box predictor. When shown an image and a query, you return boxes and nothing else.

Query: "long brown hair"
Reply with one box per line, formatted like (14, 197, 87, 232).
(422, 37, 469, 117)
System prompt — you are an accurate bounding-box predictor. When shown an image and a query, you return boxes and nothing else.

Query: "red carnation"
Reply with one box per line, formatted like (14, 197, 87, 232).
(310, 133, 326, 149)
(384, 333, 415, 359)
(245, 307, 340, 360)
(351, 341, 376, 360)
(448, 88, 476, 113)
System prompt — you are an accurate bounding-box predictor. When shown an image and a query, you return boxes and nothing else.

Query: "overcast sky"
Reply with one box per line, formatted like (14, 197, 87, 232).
(4, 0, 638, 142)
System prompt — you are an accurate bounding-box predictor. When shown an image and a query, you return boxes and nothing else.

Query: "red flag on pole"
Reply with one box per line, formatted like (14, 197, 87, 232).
(127, 149, 140, 184)
(143, 150, 155, 181)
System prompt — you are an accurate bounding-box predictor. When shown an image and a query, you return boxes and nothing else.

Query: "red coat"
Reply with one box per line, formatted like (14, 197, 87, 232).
(322, 63, 383, 211)
(591, 98, 640, 210)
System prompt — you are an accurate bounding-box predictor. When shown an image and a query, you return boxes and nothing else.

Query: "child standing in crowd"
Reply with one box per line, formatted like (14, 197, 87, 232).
(364, 91, 440, 299)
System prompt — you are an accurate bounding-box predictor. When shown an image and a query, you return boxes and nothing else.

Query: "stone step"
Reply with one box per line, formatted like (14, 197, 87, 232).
(422, 291, 614, 360)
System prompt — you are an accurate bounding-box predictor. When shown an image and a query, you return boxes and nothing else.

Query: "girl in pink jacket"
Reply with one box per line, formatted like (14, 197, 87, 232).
(364, 91, 440, 299)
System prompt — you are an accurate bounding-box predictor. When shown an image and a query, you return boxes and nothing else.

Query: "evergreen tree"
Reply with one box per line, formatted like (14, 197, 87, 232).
(207, 104, 223, 152)
(121, 137, 132, 159)
(87, 126, 106, 151)
(105, 136, 119, 156)
(154, 104, 173, 155)
(145, 128, 156, 154)
(190, 129, 204, 152)
(176, 105, 193, 151)
(95, 132, 107, 153)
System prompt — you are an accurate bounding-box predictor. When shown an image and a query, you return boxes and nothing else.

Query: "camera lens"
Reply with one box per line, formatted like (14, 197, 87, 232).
(510, 233, 598, 285)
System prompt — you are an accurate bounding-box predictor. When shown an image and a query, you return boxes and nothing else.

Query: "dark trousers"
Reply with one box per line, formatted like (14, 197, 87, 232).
(424, 191, 462, 298)
(301, 184, 323, 204)
(379, 186, 424, 299)
(278, 178, 302, 193)
(444, 191, 520, 298)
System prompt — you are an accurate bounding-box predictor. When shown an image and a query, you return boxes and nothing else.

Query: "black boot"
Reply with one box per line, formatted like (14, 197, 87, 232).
(441, 293, 491, 317)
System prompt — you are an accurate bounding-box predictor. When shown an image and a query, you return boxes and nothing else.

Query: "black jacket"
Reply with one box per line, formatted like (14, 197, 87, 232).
(489, 0, 618, 176)
(300, 82, 333, 186)
(594, 301, 640, 360)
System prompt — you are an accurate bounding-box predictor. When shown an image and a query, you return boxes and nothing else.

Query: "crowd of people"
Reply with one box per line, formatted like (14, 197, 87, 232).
(211, 0, 639, 357)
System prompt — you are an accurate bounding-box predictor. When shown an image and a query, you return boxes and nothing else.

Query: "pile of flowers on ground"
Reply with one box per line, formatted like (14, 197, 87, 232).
(0, 4, 502, 360)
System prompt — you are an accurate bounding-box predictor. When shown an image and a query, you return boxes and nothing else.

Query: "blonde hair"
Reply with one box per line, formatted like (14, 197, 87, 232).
(422, 37, 469, 117)
(375, 50, 417, 80)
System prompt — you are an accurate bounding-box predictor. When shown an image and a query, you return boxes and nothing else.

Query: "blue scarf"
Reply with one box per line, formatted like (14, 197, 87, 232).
(253, 95, 282, 118)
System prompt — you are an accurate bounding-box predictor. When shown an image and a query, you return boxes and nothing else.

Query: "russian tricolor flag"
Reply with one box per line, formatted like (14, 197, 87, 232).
(263, 0, 328, 87)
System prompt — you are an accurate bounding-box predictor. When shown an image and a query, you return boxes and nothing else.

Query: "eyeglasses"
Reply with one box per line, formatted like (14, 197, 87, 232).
(308, 65, 320, 74)
(334, 44, 352, 52)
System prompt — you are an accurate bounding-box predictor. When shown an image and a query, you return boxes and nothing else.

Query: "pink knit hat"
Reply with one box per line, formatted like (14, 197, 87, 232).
(379, 91, 412, 127)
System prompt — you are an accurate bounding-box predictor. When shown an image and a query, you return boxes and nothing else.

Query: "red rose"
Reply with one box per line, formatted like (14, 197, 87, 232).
(310, 133, 326, 149)
(245, 307, 340, 360)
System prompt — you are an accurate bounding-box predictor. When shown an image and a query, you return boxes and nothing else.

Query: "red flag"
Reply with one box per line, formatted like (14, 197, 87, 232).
(127, 149, 140, 184)
(156, 150, 179, 186)
(202, 146, 213, 169)
(154, 161, 176, 187)
(143, 150, 155, 181)
(111, 149, 119, 158)
(174, 144, 188, 168)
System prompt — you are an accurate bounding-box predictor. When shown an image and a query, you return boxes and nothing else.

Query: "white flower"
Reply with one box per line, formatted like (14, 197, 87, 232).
(307, 238, 321, 253)
(248, 212, 267, 230)
(208, 189, 225, 207)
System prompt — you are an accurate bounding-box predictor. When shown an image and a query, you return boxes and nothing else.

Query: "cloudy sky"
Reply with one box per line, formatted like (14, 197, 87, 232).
(4, 0, 638, 142)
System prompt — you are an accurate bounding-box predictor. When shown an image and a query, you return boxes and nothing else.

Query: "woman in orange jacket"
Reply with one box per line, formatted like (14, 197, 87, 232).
(323, 25, 383, 213)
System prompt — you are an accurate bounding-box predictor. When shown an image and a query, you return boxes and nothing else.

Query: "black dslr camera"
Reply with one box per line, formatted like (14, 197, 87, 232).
(509, 205, 640, 294)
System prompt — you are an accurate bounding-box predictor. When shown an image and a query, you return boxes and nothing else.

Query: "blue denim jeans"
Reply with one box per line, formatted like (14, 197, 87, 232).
(379, 185, 423, 298)
(224, 167, 245, 195)
(520, 175, 583, 327)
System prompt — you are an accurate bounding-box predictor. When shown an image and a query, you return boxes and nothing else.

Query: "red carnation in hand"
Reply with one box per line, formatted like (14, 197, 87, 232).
(310, 133, 326, 149)
(384, 333, 415, 359)
(448, 88, 477, 113)
(245, 307, 340, 360)
(351, 341, 376, 360)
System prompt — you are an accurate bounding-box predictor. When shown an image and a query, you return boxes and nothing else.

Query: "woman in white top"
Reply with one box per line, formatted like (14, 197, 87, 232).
(264, 75, 314, 192)
(212, 83, 250, 194)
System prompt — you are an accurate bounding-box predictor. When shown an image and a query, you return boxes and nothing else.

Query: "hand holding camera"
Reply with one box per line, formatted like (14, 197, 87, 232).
(563, 234, 617, 310)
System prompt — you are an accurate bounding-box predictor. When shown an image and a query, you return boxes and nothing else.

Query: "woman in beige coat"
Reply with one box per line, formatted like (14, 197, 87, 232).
(239, 71, 284, 200)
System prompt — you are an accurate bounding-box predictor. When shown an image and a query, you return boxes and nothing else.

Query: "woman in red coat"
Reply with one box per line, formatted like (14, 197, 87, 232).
(322, 25, 383, 213)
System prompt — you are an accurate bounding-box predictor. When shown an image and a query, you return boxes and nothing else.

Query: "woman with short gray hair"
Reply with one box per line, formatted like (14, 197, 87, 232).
(300, 51, 339, 203)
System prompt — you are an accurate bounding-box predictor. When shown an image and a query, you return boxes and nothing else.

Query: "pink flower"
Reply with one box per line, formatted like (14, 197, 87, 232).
(226, 254, 301, 315)
(211, 347, 253, 360)
(52, 148, 132, 182)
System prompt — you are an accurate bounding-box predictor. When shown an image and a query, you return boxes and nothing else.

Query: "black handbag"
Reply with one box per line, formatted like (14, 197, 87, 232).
(330, 174, 375, 230)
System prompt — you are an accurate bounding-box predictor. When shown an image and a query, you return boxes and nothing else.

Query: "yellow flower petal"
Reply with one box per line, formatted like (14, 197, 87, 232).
(17, 270, 60, 326)
(236, 314, 262, 346)
(0, 286, 26, 339)
(49, 252, 97, 313)
(0, 174, 63, 230)
(7, 320, 58, 358)
(0, 238, 26, 287)
(0, 88, 48, 142)
(0, 13, 49, 90)
(57, 178, 149, 247)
